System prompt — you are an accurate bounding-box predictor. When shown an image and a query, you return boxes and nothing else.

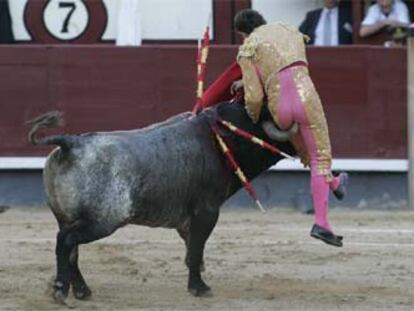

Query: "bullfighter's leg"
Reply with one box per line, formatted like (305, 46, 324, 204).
(69, 246, 91, 300)
(177, 226, 205, 272)
(272, 66, 345, 247)
(187, 207, 219, 297)
(53, 220, 117, 304)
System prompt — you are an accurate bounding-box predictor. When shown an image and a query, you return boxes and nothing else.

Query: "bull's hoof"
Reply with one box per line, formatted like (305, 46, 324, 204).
(188, 282, 212, 297)
(53, 289, 68, 305)
(52, 281, 69, 305)
(72, 285, 92, 300)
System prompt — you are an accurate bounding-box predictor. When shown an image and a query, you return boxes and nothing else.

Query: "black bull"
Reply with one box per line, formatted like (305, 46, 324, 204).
(29, 101, 296, 304)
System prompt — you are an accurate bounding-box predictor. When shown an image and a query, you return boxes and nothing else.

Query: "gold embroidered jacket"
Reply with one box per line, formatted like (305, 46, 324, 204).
(237, 23, 334, 175)
(237, 23, 308, 123)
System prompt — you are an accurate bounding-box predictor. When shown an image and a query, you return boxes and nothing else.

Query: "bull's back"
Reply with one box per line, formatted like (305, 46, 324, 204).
(44, 114, 229, 227)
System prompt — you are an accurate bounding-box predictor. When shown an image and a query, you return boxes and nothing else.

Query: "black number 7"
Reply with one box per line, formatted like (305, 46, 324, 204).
(59, 1, 76, 33)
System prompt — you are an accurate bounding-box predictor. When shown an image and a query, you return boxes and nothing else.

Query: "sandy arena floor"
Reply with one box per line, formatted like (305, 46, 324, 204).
(0, 207, 413, 311)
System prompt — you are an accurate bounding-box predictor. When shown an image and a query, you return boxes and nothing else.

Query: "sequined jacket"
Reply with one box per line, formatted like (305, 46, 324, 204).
(237, 23, 308, 123)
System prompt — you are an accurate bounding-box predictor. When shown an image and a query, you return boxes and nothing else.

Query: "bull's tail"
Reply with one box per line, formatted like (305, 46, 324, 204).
(27, 111, 74, 152)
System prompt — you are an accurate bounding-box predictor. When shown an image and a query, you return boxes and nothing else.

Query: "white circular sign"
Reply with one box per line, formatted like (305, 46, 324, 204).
(43, 0, 89, 41)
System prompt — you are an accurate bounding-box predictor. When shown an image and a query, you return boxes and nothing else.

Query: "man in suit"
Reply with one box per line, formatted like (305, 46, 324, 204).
(0, 0, 14, 44)
(299, 0, 353, 46)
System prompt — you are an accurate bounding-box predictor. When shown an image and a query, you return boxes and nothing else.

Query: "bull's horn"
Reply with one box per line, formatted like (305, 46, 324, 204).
(261, 121, 298, 142)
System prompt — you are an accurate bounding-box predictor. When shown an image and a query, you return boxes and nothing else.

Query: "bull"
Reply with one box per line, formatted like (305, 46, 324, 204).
(28, 101, 295, 304)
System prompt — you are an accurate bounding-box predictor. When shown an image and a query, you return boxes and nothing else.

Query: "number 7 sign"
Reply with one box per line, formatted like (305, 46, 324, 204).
(24, 0, 107, 43)
(58, 2, 77, 34)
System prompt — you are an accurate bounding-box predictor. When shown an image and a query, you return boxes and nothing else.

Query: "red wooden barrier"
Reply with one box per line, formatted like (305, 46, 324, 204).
(0, 45, 406, 158)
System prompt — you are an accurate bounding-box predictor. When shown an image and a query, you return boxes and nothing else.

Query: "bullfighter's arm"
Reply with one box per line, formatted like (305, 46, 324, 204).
(237, 56, 264, 124)
(201, 62, 242, 108)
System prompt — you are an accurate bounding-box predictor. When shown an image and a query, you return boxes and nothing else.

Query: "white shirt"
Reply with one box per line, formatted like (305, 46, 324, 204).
(362, 1, 410, 26)
(314, 7, 339, 46)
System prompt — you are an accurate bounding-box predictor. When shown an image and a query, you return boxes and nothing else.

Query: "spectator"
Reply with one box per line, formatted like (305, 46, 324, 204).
(299, 0, 353, 46)
(359, 0, 410, 38)
(0, 0, 14, 44)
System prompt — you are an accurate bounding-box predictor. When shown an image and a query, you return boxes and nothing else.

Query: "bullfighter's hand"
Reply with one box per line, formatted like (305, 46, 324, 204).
(231, 80, 244, 95)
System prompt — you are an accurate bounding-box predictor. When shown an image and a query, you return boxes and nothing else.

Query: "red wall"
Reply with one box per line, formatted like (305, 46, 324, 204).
(0, 45, 407, 158)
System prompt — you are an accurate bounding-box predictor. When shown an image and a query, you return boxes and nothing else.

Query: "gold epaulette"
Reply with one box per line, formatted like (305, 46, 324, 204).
(237, 33, 259, 60)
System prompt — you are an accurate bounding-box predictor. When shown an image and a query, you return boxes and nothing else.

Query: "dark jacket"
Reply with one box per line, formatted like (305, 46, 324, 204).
(299, 5, 353, 45)
(0, 0, 14, 44)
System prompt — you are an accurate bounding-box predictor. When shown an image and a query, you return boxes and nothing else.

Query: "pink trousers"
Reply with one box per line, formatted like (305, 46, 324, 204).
(273, 66, 340, 232)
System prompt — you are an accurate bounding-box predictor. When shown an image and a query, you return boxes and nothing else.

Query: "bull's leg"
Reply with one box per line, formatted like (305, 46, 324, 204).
(177, 228, 190, 266)
(177, 228, 206, 272)
(69, 246, 91, 300)
(187, 208, 219, 297)
(53, 221, 116, 304)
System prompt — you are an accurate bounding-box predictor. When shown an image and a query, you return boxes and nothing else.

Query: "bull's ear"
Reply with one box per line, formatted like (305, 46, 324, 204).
(261, 121, 298, 142)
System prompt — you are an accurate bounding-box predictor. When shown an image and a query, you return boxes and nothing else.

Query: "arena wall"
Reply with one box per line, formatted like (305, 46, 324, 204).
(0, 45, 406, 158)
(0, 45, 407, 208)
(9, 0, 323, 42)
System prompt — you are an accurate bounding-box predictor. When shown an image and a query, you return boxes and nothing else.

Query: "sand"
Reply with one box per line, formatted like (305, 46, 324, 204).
(0, 207, 413, 310)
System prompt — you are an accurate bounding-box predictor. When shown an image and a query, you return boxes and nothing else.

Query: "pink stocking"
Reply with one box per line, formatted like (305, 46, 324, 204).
(311, 175, 332, 232)
(275, 66, 336, 233)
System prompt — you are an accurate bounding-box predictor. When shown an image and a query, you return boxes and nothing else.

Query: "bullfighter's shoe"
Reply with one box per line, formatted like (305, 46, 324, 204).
(310, 224, 343, 247)
(333, 172, 349, 201)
